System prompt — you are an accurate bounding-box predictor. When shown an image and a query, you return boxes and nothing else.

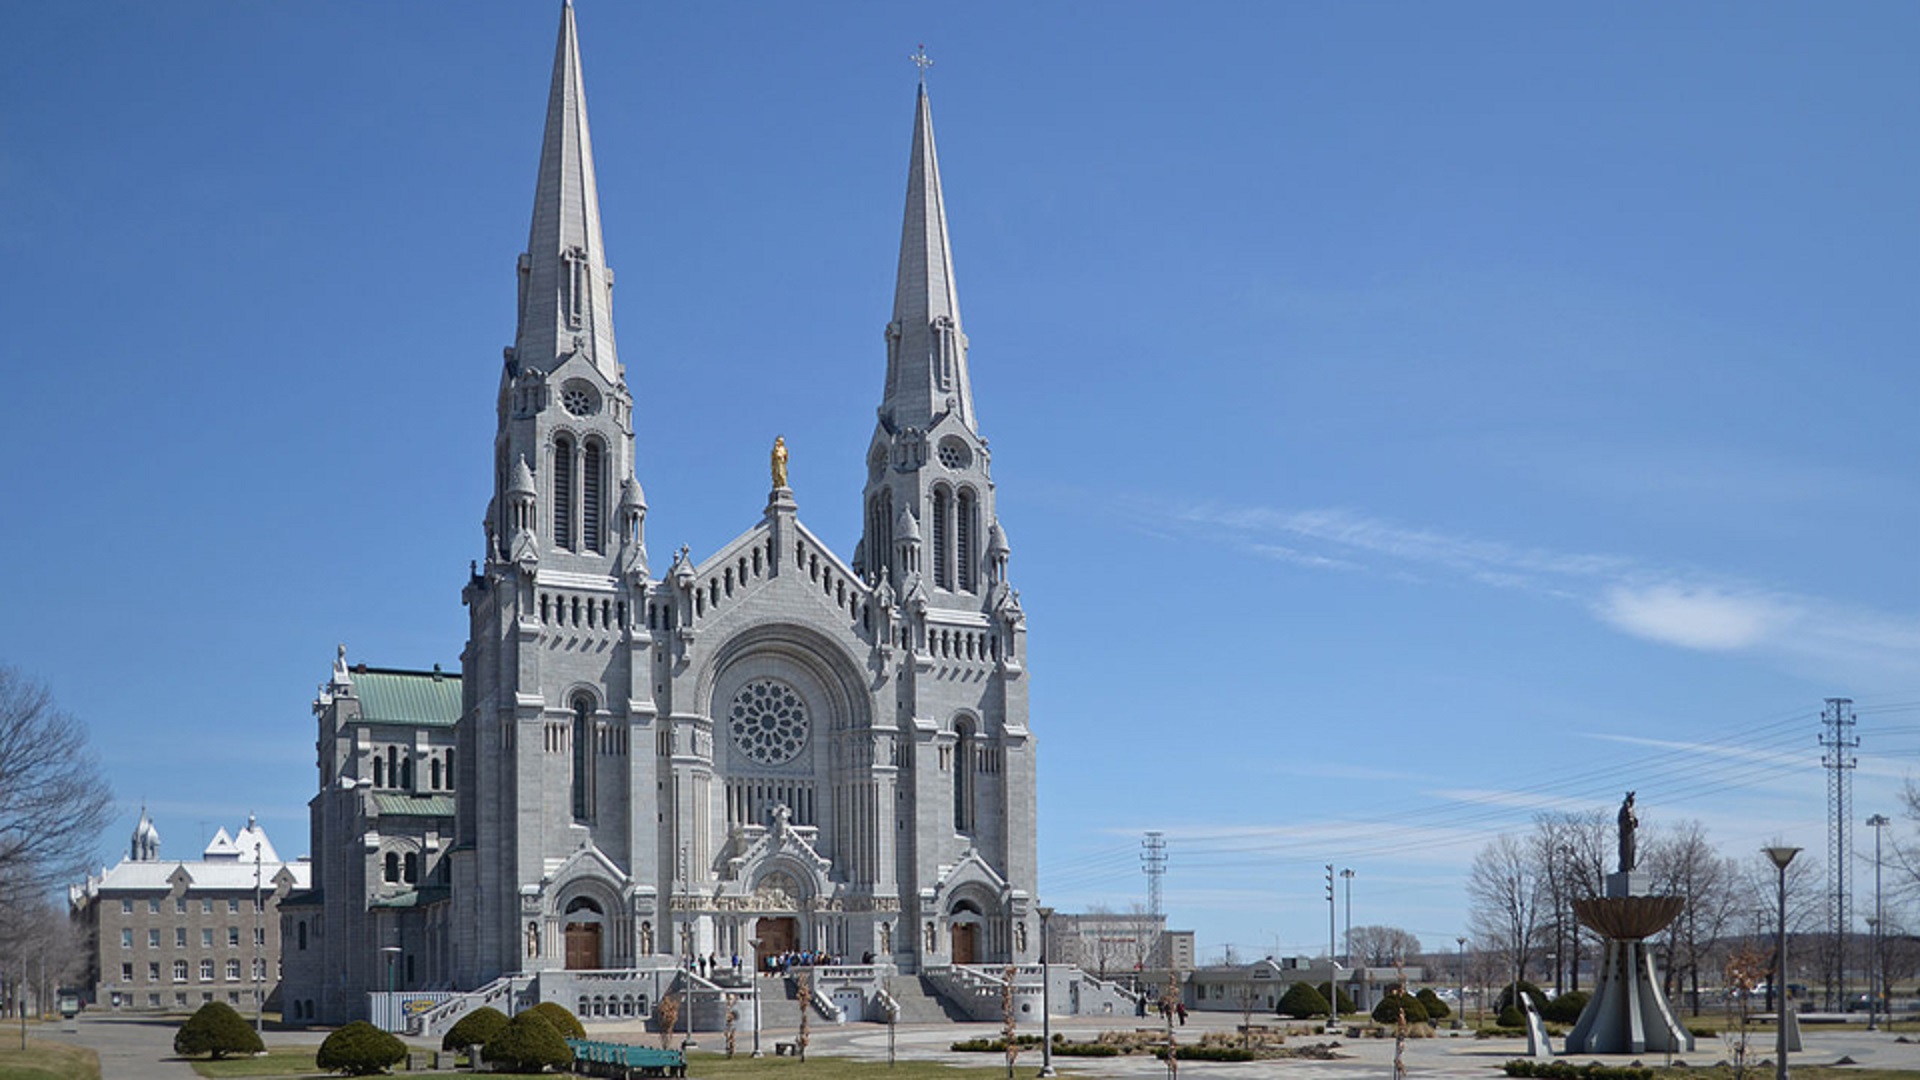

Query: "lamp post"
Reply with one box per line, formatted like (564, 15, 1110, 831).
(379, 945, 402, 1032)
(1455, 937, 1467, 1030)
(748, 937, 763, 1058)
(1868, 814, 1890, 1031)
(1037, 907, 1056, 1078)
(1766, 845, 1801, 1080)
(252, 847, 264, 1035)
(1340, 869, 1355, 965)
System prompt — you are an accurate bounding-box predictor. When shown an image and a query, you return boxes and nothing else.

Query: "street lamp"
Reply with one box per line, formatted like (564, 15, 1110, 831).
(1765, 845, 1801, 1080)
(1455, 937, 1467, 1031)
(1868, 814, 1890, 1032)
(1340, 869, 1355, 965)
(1037, 907, 1056, 1078)
(747, 937, 763, 1058)
(379, 946, 402, 1031)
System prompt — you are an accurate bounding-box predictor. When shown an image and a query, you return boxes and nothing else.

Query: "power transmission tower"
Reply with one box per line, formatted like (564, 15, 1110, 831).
(1821, 697, 1858, 1011)
(1141, 832, 1167, 918)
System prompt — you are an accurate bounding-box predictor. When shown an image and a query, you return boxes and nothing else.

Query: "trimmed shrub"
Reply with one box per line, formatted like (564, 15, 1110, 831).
(1498, 1005, 1526, 1028)
(173, 1000, 265, 1060)
(1503, 1060, 1654, 1080)
(1053, 1041, 1123, 1057)
(1415, 987, 1450, 1019)
(1317, 982, 1357, 1014)
(1542, 990, 1590, 1025)
(1372, 991, 1429, 1025)
(1156, 1045, 1256, 1061)
(1277, 981, 1330, 1019)
(526, 1000, 587, 1039)
(483, 1011, 571, 1074)
(1495, 980, 1545, 1016)
(315, 1021, 407, 1077)
(440, 1005, 509, 1052)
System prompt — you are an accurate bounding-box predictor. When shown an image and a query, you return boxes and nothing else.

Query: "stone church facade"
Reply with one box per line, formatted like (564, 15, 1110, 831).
(285, 3, 1039, 1023)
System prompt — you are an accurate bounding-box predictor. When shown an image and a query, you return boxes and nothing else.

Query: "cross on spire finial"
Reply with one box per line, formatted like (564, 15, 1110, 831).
(911, 43, 933, 83)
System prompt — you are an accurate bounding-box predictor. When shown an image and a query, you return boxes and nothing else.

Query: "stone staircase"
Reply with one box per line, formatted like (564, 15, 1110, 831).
(885, 974, 974, 1024)
(753, 978, 806, 1035)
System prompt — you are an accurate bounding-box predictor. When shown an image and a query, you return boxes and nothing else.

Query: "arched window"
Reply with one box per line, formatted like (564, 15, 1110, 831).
(403, 852, 418, 885)
(553, 435, 575, 550)
(571, 695, 594, 821)
(953, 719, 975, 834)
(932, 487, 952, 590)
(430, 756, 442, 790)
(297, 923, 307, 951)
(387, 747, 398, 788)
(582, 441, 603, 553)
(399, 755, 413, 792)
(372, 755, 384, 788)
(956, 489, 977, 592)
(383, 852, 399, 884)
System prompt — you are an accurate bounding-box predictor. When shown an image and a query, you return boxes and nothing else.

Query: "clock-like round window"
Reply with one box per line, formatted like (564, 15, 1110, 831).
(936, 437, 971, 470)
(560, 381, 599, 418)
(728, 679, 810, 766)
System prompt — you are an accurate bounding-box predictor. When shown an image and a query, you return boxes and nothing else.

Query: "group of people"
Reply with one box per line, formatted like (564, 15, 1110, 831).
(760, 949, 847, 976)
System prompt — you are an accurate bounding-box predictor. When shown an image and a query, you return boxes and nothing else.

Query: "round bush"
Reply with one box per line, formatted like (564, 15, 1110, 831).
(1495, 980, 1545, 1016)
(441, 1005, 509, 1051)
(1318, 982, 1357, 1014)
(1372, 991, 1429, 1025)
(483, 1011, 572, 1073)
(1498, 1005, 1526, 1028)
(526, 1000, 587, 1039)
(1542, 990, 1590, 1025)
(315, 1021, 407, 1076)
(173, 1000, 265, 1059)
(1277, 981, 1330, 1018)
(1416, 987, 1450, 1020)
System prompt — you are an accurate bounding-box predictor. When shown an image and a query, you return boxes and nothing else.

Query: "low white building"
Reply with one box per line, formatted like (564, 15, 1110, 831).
(1184, 956, 1429, 1014)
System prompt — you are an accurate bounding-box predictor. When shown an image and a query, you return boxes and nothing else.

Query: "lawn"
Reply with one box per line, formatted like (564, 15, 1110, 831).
(0, 1040, 100, 1080)
(187, 1046, 1051, 1078)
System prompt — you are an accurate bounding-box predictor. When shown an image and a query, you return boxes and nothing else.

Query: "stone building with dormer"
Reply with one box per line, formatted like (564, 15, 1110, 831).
(284, 3, 1040, 1025)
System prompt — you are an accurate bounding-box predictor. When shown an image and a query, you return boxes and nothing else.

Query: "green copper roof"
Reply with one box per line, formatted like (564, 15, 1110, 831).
(353, 668, 461, 727)
(372, 885, 450, 910)
(371, 794, 456, 818)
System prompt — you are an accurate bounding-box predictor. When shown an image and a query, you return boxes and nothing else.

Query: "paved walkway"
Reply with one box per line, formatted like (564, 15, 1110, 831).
(43, 1008, 1920, 1079)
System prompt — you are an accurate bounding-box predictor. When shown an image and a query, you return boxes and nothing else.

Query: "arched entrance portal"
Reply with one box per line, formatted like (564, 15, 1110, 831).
(950, 922, 978, 964)
(757, 916, 798, 961)
(564, 896, 605, 970)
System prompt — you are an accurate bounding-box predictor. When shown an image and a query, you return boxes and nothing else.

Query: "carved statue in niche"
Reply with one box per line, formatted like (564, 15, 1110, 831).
(925, 921, 937, 952)
(880, 922, 892, 954)
(639, 921, 653, 954)
(1014, 921, 1027, 953)
(526, 921, 539, 959)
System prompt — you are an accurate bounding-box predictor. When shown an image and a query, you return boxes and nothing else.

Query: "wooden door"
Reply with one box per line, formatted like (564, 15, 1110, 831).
(565, 922, 601, 970)
(951, 923, 978, 965)
(758, 916, 797, 958)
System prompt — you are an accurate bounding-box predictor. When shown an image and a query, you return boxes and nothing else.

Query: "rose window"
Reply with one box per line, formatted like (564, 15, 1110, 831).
(937, 438, 971, 470)
(728, 679, 809, 766)
(560, 382, 598, 417)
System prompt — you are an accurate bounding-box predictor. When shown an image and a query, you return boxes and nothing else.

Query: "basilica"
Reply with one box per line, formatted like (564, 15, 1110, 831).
(280, 3, 1040, 1025)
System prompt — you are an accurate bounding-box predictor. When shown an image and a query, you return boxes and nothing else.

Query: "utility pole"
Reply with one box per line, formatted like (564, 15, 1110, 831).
(1821, 698, 1858, 1010)
(1340, 869, 1355, 965)
(1868, 814, 1890, 1030)
(253, 846, 264, 1035)
(1141, 833, 1167, 919)
(1325, 864, 1337, 1031)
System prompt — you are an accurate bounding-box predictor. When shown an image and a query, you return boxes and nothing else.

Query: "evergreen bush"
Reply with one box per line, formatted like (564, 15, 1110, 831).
(1498, 1005, 1526, 1028)
(1542, 990, 1590, 1025)
(315, 1021, 407, 1076)
(1277, 981, 1330, 1018)
(1416, 987, 1450, 1019)
(172, 1000, 265, 1060)
(526, 1000, 587, 1039)
(482, 1011, 572, 1074)
(440, 1006, 510, 1052)
(1495, 980, 1545, 1015)
(1372, 991, 1430, 1025)
(1316, 982, 1357, 1013)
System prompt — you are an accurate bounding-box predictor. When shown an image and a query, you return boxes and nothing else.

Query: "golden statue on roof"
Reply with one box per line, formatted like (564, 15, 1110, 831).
(771, 436, 789, 489)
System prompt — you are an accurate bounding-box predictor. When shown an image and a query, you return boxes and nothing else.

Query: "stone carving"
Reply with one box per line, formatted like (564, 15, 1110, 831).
(925, 921, 937, 952)
(527, 921, 539, 958)
(639, 921, 653, 954)
(1617, 791, 1638, 874)
(771, 436, 789, 489)
(879, 922, 892, 954)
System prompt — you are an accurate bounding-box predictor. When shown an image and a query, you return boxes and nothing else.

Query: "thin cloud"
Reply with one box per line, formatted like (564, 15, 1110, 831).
(1171, 501, 1920, 682)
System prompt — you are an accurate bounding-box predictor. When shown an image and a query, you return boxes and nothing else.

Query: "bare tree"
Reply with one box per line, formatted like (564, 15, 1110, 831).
(0, 667, 112, 912)
(1644, 820, 1740, 1015)
(1467, 834, 1544, 988)
(1529, 810, 1610, 994)
(1736, 848, 1824, 1013)
(1349, 926, 1422, 966)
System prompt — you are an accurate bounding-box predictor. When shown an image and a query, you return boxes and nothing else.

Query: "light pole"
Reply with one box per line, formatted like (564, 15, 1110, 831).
(379, 945, 402, 1031)
(748, 936, 763, 1058)
(252, 847, 264, 1035)
(1340, 869, 1355, 965)
(1766, 845, 1801, 1080)
(1325, 865, 1337, 1032)
(1037, 907, 1056, 1078)
(1455, 937, 1467, 1030)
(1869, 814, 1890, 1031)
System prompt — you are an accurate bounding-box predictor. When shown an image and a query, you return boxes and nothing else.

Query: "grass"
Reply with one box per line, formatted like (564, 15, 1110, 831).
(185, 1046, 1050, 1079)
(0, 1040, 100, 1080)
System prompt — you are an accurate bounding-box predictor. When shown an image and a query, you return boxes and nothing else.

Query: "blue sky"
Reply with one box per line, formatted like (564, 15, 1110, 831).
(4, 3, 1917, 961)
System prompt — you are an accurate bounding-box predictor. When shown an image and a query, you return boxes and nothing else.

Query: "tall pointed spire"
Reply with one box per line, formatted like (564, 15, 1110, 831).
(882, 81, 974, 432)
(514, 1, 619, 382)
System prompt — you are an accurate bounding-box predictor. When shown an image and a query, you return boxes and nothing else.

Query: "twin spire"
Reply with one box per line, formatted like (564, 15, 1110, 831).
(515, 0, 619, 383)
(514, 5, 975, 432)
